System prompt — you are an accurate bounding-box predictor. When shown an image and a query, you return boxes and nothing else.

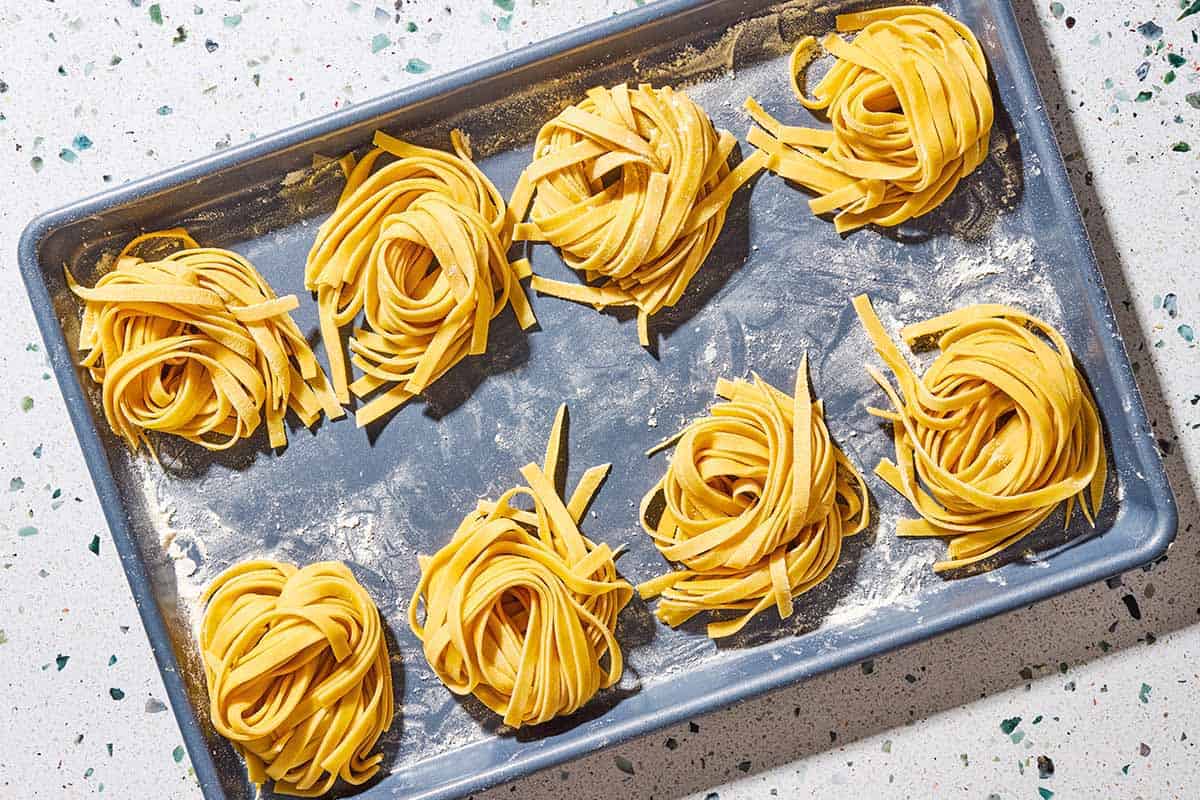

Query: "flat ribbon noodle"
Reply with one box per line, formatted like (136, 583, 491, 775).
(852, 294, 1107, 572)
(408, 405, 633, 728)
(306, 130, 535, 427)
(199, 560, 394, 797)
(509, 83, 768, 346)
(744, 5, 994, 233)
(637, 358, 869, 638)
(67, 229, 342, 452)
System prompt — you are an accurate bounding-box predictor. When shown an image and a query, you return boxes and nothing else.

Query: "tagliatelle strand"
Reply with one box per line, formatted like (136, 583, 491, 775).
(509, 83, 768, 346)
(199, 560, 394, 798)
(745, 5, 994, 232)
(638, 359, 869, 638)
(68, 229, 342, 452)
(306, 130, 535, 427)
(852, 294, 1107, 572)
(408, 405, 633, 728)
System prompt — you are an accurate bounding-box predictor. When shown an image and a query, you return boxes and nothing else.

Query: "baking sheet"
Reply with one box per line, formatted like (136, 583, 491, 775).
(18, 1, 1176, 798)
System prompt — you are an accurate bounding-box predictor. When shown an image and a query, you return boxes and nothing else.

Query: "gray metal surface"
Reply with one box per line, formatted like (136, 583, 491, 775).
(17, 1, 1176, 798)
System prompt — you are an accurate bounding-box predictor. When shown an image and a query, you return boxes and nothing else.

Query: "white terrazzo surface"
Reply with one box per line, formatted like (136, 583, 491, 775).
(1, 1, 1198, 798)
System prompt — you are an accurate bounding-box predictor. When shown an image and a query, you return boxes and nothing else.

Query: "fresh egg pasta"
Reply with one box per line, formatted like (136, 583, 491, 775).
(853, 295, 1107, 571)
(305, 131, 535, 427)
(68, 229, 342, 452)
(638, 359, 869, 638)
(509, 83, 767, 345)
(408, 405, 633, 727)
(745, 5, 994, 232)
(199, 560, 394, 797)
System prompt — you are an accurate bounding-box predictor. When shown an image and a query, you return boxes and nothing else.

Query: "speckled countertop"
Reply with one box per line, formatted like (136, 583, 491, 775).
(1, 1, 1198, 798)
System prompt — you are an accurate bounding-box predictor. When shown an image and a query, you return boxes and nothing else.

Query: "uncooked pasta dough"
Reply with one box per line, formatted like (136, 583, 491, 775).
(638, 360, 869, 638)
(852, 295, 1107, 572)
(68, 229, 342, 452)
(305, 130, 536, 427)
(509, 83, 767, 345)
(199, 560, 394, 798)
(408, 405, 633, 727)
(745, 5, 994, 233)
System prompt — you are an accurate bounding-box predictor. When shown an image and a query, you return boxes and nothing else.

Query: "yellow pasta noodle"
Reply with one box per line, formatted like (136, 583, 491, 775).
(509, 83, 769, 346)
(67, 229, 342, 453)
(408, 405, 633, 728)
(199, 560, 394, 797)
(852, 294, 1107, 572)
(305, 131, 536, 427)
(744, 5, 994, 233)
(638, 359, 869, 638)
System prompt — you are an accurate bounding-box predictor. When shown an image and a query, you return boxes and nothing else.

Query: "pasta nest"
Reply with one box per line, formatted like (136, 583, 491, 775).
(67, 230, 342, 452)
(409, 406, 633, 728)
(306, 130, 535, 428)
(853, 295, 1107, 572)
(745, 5, 994, 232)
(510, 83, 767, 345)
(638, 358, 869, 638)
(199, 560, 394, 797)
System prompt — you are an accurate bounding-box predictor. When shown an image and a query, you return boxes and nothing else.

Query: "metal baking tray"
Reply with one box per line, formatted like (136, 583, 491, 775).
(18, 1, 1177, 798)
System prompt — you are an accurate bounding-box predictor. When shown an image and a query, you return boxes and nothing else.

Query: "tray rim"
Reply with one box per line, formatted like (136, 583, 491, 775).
(17, 1, 1178, 798)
